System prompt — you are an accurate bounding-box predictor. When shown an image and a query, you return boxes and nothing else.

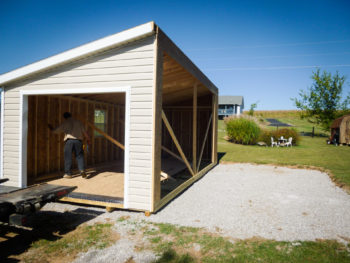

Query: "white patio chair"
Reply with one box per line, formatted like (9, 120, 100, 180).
(271, 137, 278, 147)
(285, 137, 293, 147)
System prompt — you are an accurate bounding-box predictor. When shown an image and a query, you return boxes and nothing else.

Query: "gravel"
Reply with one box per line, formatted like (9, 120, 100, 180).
(73, 238, 156, 263)
(42, 163, 350, 261)
(147, 164, 350, 242)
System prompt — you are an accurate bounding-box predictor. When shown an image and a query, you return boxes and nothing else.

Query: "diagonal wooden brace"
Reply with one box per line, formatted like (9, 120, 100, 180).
(162, 110, 195, 176)
(86, 121, 125, 150)
(197, 113, 213, 172)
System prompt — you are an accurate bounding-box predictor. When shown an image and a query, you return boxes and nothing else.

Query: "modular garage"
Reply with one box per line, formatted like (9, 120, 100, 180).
(0, 22, 218, 213)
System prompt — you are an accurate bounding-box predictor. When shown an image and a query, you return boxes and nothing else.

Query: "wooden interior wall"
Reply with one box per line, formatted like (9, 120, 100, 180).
(27, 95, 125, 184)
(162, 107, 212, 163)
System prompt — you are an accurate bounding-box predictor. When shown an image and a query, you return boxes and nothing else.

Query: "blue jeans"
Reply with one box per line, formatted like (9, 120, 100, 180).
(64, 139, 84, 174)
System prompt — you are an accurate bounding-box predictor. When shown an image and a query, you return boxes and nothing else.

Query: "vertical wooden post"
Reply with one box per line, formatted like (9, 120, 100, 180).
(92, 103, 95, 165)
(192, 83, 197, 174)
(85, 102, 89, 164)
(211, 94, 218, 164)
(34, 96, 38, 178)
(58, 98, 61, 171)
(116, 105, 120, 160)
(151, 30, 163, 212)
(111, 105, 115, 160)
(46, 96, 50, 173)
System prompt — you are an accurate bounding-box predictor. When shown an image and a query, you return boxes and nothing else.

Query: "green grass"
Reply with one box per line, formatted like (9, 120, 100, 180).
(219, 119, 350, 189)
(137, 222, 350, 263)
(21, 223, 117, 262)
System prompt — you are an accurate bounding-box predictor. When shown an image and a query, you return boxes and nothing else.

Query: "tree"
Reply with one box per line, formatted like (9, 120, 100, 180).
(248, 101, 259, 116)
(292, 69, 350, 131)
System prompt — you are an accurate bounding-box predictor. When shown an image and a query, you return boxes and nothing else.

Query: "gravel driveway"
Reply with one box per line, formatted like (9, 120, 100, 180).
(42, 163, 350, 262)
(147, 163, 350, 242)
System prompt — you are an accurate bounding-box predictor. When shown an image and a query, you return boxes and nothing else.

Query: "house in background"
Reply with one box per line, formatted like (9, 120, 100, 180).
(218, 96, 244, 119)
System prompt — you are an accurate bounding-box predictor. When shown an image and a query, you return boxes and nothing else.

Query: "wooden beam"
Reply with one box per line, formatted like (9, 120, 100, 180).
(151, 32, 163, 212)
(34, 96, 38, 178)
(161, 146, 183, 163)
(60, 197, 123, 209)
(162, 106, 212, 110)
(162, 110, 194, 176)
(51, 94, 117, 108)
(116, 105, 120, 159)
(92, 103, 95, 165)
(212, 94, 218, 163)
(86, 121, 125, 150)
(111, 105, 115, 160)
(192, 84, 197, 173)
(197, 113, 213, 172)
(46, 97, 50, 173)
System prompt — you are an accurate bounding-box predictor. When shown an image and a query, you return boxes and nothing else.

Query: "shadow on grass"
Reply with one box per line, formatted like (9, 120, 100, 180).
(154, 248, 194, 263)
(0, 208, 103, 262)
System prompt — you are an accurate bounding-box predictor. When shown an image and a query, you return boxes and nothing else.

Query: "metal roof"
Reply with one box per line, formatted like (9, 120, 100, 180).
(219, 96, 244, 105)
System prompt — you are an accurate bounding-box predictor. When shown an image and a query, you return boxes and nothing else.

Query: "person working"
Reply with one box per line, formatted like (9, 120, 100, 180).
(48, 112, 90, 179)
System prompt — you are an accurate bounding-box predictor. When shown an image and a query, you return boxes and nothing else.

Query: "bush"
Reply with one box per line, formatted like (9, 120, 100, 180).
(274, 128, 300, 145)
(258, 128, 300, 146)
(258, 130, 273, 145)
(225, 116, 261, 145)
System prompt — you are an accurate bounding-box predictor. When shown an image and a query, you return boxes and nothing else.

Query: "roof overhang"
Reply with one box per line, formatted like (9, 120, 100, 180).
(0, 22, 156, 86)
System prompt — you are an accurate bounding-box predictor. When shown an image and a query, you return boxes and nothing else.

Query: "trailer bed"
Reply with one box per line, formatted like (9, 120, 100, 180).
(0, 183, 76, 225)
(0, 184, 76, 203)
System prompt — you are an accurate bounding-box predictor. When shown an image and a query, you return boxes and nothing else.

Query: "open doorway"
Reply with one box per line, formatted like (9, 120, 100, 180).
(159, 53, 214, 198)
(25, 91, 127, 205)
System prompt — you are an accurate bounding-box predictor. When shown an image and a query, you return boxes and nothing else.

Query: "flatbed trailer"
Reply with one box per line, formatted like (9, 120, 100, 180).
(0, 179, 76, 226)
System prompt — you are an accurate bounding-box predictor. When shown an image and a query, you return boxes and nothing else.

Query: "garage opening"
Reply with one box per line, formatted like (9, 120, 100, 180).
(26, 92, 126, 205)
(160, 53, 214, 198)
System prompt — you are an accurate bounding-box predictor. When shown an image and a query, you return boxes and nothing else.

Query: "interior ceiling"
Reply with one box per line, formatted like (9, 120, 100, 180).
(162, 53, 212, 105)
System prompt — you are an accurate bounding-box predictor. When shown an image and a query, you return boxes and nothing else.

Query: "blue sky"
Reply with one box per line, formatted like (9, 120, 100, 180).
(1, 0, 349, 110)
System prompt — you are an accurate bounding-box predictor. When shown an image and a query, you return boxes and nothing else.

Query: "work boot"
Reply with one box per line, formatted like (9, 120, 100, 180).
(63, 174, 73, 179)
(80, 171, 87, 178)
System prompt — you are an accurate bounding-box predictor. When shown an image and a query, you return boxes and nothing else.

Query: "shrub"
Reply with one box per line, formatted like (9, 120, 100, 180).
(258, 130, 273, 145)
(274, 128, 300, 145)
(225, 116, 261, 145)
(259, 128, 300, 146)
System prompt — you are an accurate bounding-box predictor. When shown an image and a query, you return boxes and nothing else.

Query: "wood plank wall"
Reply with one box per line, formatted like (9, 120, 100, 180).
(27, 95, 125, 183)
(162, 107, 212, 163)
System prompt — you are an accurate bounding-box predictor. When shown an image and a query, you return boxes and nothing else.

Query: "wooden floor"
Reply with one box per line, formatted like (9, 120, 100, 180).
(48, 162, 124, 199)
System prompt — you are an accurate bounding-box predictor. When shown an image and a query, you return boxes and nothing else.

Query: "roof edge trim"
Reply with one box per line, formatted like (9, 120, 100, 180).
(0, 21, 155, 86)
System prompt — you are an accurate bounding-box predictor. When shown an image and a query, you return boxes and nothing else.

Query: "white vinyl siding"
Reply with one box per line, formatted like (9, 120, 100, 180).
(2, 36, 155, 210)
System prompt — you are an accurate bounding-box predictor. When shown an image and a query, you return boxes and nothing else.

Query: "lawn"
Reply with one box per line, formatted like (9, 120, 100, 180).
(218, 116, 350, 190)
